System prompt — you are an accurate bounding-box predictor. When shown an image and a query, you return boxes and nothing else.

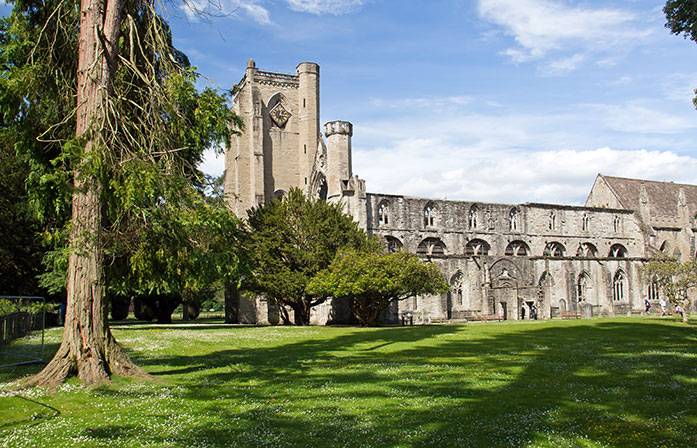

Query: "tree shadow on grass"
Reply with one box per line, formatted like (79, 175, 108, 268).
(87, 320, 697, 447)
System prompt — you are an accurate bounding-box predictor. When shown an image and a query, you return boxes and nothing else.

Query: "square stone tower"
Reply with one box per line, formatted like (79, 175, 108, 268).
(224, 59, 320, 216)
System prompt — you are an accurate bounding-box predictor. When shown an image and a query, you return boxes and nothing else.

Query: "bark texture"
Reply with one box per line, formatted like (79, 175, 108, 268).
(26, 0, 147, 388)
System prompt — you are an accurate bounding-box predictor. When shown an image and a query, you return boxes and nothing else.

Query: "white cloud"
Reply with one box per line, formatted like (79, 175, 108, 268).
(284, 0, 365, 15)
(477, 0, 652, 64)
(353, 142, 697, 205)
(541, 53, 585, 76)
(584, 101, 697, 134)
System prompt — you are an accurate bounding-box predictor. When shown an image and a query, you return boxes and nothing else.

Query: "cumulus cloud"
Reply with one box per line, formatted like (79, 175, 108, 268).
(284, 0, 365, 15)
(584, 101, 696, 134)
(477, 0, 652, 65)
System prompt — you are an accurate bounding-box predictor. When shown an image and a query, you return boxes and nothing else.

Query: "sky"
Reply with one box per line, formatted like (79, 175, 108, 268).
(5, 0, 697, 205)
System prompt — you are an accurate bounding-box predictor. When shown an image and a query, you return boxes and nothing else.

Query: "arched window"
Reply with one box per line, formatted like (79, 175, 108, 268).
(577, 272, 591, 302)
(582, 214, 589, 231)
(505, 240, 530, 256)
(539, 271, 553, 287)
(613, 215, 622, 232)
(465, 239, 490, 256)
(509, 208, 519, 231)
(417, 238, 446, 256)
(385, 236, 403, 253)
(543, 242, 565, 257)
(577, 242, 598, 258)
(378, 201, 389, 225)
(648, 277, 660, 301)
(609, 244, 627, 258)
(424, 203, 436, 227)
(549, 211, 556, 230)
(468, 205, 479, 229)
(613, 271, 625, 301)
(450, 272, 464, 306)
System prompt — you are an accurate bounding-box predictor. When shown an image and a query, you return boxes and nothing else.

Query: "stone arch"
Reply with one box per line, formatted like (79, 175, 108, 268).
(465, 238, 490, 256)
(266, 92, 292, 128)
(490, 259, 520, 288)
(577, 271, 591, 302)
(417, 237, 446, 256)
(271, 189, 286, 201)
(609, 243, 627, 258)
(539, 271, 554, 287)
(577, 242, 598, 258)
(450, 271, 465, 307)
(424, 202, 437, 227)
(613, 269, 625, 302)
(505, 240, 530, 256)
(384, 236, 403, 253)
(468, 204, 479, 229)
(543, 241, 565, 257)
(377, 200, 390, 226)
(509, 207, 519, 231)
(310, 172, 328, 200)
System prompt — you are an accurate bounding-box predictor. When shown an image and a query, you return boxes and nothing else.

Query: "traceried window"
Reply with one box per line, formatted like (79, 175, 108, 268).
(424, 203, 436, 227)
(577, 273, 591, 302)
(468, 205, 479, 229)
(385, 236, 403, 253)
(549, 211, 556, 230)
(509, 208, 519, 231)
(613, 271, 625, 301)
(505, 240, 529, 256)
(451, 272, 464, 306)
(543, 242, 565, 257)
(577, 242, 598, 258)
(648, 277, 660, 301)
(464, 239, 490, 256)
(582, 214, 589, 231)
(609, 244, 627, 258)
(417, 238, 446, 256)
(378, 201, 389, 225)
(613, 215, 622, 232)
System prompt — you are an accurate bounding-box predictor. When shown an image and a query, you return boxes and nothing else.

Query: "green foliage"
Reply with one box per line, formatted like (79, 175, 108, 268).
(664, 0, 697, 107)
(643, 253, 696, 322)
(245, 188, 373, 325)
(309, 247, 448, 326)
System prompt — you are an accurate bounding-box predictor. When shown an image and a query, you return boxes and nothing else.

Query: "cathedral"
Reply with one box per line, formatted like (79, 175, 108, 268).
(224, 60, 697, 324)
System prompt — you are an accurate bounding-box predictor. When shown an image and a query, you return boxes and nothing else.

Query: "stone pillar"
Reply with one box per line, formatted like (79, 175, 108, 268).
(324, 120, 353, 201)
(297, 62, 320, 195)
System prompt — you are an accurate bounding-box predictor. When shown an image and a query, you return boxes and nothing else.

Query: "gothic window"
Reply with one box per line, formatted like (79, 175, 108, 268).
(378, 201, 389, 225)
(576, 242, 598, 258)
(613, 270, 625, 302)
(613, 215, 622, 232)
(577, 272, 591, 302)
(417, 238, 446, 256)
(582, 214, 589, 231)
(468, 205, 479, 229)
(609, 244, 627, 258)
(549, 211, 556, 230)
(539, 271, 553, 288)
(465, 239, 490, 256)
(385, 236, 403, 253)
(424, 203, 436, 227)
(450, 272, 464, 306)
(648, 277, 660, 301)
(509, 208, 519, 231)
(505, 240, 530, 256)
(543, 242, 565, 257)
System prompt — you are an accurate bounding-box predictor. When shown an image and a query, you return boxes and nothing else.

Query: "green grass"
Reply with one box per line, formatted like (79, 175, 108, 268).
(1, 317, 696, 447)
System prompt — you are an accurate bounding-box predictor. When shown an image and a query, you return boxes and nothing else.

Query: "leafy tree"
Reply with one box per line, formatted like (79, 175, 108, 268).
(665, 0, 697, 106)
(245, 188, 372, 325)
(1, 0, 244, 386)
(308, 247, 448, 326)
(643, 253, 696, 323)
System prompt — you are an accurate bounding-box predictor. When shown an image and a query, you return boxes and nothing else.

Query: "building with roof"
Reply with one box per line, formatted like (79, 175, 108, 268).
(225, 61, 691, 324)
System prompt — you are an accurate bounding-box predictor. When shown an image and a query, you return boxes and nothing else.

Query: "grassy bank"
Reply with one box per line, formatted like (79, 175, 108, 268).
(1, 317, 696, 447)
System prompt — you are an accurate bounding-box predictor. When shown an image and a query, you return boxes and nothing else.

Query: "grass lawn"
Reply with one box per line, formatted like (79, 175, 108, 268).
(0, 317, 696, 447)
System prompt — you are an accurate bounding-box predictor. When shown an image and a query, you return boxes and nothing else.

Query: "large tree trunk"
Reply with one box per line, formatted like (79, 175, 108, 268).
(25, 0, 146, 387)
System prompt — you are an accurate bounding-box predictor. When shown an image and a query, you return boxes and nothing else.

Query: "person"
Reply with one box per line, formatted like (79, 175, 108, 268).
(660, 298, 667, 317)
(676, 304, 684, 319)
(531, 304, 538, 320)
(644, 298, 651, 313)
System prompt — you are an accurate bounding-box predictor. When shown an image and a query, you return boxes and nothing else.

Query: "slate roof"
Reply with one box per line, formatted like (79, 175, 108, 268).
(601, 175, 697, 217)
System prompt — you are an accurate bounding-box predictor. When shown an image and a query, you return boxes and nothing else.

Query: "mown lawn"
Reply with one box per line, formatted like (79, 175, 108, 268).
(0, 317, 696, 447)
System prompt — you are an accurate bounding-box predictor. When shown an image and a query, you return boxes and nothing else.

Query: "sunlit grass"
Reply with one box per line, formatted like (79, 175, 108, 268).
(1, 317, 695, 447)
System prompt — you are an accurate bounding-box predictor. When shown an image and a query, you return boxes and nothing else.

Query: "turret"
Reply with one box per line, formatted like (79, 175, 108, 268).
(324, 121, 353, 200)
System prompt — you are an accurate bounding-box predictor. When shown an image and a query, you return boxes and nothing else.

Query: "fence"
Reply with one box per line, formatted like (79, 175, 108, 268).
(0, 296, 46, 367)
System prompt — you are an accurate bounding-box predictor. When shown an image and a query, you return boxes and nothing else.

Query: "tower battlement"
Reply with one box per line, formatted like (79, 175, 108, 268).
(324, 121, 353, 137)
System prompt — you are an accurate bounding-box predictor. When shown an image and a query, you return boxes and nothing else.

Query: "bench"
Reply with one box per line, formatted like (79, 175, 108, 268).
(560, 311, 580, 319)
(479, 314, 503, 322)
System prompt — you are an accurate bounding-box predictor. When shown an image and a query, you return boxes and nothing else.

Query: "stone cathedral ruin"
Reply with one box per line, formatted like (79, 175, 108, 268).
(224, 60, 697, 324)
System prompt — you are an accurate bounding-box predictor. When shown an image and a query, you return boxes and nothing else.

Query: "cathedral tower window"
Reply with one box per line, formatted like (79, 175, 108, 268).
(424, 203, 436, 227)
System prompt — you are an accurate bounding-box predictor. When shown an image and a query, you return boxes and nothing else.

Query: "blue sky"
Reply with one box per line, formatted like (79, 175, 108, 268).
(5, 0, 697, 205)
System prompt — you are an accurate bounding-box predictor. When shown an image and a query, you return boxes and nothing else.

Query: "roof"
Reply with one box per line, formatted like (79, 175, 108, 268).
(601, 175, 697, 217)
